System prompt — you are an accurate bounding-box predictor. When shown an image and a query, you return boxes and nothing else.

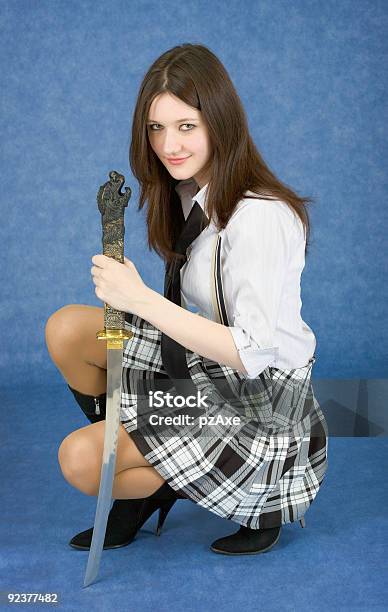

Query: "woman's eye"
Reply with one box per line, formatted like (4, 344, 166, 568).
(148, 123, 195, 131)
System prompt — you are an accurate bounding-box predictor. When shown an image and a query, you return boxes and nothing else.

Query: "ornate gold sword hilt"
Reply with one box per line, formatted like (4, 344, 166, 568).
(95, 170, 134, 349)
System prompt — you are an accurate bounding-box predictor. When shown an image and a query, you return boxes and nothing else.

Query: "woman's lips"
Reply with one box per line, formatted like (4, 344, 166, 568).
(167, 156, 190, 165)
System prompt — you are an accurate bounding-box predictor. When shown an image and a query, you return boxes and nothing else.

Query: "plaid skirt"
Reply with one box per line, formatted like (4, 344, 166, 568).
(120, 312, 329, 530)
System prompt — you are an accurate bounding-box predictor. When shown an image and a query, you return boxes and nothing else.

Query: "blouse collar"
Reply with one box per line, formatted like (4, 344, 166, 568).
(174, 177, 209, 220)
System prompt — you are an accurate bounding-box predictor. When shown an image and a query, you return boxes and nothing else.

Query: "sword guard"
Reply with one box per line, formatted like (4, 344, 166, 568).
(96, 328, 133, 349)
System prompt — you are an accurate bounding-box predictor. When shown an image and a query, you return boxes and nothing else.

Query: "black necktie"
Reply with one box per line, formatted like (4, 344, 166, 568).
(161, 201, 209, 392)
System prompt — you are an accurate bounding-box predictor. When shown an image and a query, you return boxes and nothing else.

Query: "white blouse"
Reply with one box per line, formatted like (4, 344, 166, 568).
(176, 177, 316, 379)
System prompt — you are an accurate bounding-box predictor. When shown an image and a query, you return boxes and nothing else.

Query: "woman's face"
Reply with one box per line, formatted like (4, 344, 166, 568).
(147, 92, 212, 188)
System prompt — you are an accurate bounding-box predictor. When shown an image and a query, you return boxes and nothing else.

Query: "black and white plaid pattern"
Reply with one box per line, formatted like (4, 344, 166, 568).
(120, 311, 329, 530)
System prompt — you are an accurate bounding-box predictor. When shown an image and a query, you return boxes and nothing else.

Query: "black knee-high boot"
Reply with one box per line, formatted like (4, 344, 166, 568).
(67, 384, 107, 423)
(66, 383, 181, 550)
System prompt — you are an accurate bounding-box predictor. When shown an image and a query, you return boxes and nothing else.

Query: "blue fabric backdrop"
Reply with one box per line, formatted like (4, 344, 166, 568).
(1, 0, 387, 384)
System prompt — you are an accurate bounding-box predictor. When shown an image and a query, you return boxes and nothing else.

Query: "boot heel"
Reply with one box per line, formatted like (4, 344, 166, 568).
(155, 499, 177, 536)
(299, 517, 306, 528)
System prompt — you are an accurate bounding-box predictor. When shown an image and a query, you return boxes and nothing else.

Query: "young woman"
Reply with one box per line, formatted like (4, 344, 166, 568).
(45, 43, 328, 556)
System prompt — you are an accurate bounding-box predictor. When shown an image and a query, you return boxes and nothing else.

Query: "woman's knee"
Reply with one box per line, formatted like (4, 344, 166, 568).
(45, 304, 105, 367)
(58, 428, 100, 495)
(45, 305, 83, 362)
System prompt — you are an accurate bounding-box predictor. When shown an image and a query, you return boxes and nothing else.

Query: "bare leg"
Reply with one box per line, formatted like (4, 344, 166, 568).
(47, 303, 166, 493)
(45, 304, 108, 396)
(58, 420, 165, 497)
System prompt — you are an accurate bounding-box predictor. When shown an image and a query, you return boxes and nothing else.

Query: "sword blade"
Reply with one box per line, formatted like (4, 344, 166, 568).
(83, 343, 124, 587)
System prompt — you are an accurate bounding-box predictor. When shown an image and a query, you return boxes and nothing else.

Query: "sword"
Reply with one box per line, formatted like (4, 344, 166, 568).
(83, 170, 134, 588)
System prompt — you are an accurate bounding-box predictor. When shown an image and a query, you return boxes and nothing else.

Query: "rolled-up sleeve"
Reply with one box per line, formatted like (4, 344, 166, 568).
(224, 202, 293, 379)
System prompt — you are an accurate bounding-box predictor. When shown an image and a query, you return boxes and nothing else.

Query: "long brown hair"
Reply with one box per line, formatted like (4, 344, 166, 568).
(129, 43, 314, 264)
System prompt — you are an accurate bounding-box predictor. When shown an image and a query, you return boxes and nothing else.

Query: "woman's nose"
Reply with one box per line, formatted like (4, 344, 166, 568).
(162, 129, 184, 154)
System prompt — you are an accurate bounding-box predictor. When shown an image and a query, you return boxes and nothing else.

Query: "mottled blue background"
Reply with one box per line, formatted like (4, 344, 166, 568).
(1, 0, 387, 384)
(1, 3, 388, 608)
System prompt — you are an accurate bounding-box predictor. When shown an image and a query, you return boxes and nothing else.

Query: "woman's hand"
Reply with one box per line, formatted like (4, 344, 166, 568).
(91, 254, 150, 315)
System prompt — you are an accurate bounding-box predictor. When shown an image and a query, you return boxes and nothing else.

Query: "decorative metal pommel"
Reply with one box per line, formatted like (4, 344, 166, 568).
(96, 170, 133, 336)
